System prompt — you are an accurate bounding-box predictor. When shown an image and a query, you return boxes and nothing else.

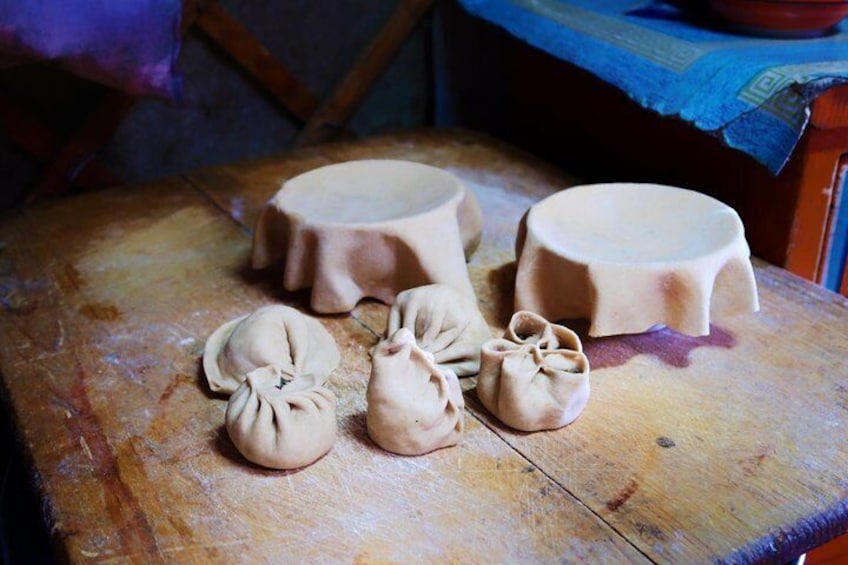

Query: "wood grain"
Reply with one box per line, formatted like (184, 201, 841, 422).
(2, 128, 846, 563)
(0, 156, 644, 562)
(811, 85, 848, 130)
(186, 128, 848, 563)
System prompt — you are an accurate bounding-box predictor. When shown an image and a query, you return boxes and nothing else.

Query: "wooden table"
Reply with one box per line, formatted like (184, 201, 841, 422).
(1, 129, 846, 563)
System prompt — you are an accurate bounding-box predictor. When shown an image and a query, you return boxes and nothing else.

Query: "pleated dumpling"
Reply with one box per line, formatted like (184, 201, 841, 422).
(203, 304, 340, 395)
(226, 366, 337, 470)
(386, 284, 491, 376)
(367, 328, 465, 455)
(476, 311, 590, 432)
(503, 310, 582, 352)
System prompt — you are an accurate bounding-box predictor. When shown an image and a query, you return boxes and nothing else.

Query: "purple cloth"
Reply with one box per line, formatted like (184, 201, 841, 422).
(0, 0, 182, 100)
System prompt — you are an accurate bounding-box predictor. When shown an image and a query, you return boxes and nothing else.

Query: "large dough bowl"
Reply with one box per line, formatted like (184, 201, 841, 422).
(515, 183, 759, 337)
(252, 160, 482, 313)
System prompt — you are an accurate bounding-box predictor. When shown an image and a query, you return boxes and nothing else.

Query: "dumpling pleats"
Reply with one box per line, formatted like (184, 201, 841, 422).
(226, 367, 337, 470)
(203, 304, 340, 395)
(367, 328, 465, 455)
(503, 310, 582, 352)
(386, 284, 491, 377)
(476, 311, 590, 432)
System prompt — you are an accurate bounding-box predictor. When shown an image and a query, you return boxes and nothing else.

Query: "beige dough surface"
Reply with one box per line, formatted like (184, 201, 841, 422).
(504, 310, 582, 352)
(251, 160, 483, 313)
(225, 366, 337, 470)
(515, 183, 759, 336)
(477, 312, 590, 432)
(202, 304, 340, 395)
(366, 328, 465, 456)
(386, 284, 492, 377)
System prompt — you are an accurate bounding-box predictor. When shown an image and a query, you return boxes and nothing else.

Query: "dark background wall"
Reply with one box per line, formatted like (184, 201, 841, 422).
(0, 0, 433, 209)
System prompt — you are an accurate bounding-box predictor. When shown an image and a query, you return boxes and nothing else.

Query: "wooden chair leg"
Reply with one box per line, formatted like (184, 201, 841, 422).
(841, 256, 848, 296)
(788, 85, 848, 284)
(295, 0, 435, 147)
(839, 157, 848, 297)
(818, 156, 848, 290)
(783, 127, 848, 282)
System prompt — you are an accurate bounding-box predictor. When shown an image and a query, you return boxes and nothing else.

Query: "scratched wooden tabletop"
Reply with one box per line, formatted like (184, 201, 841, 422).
(0, 129, 846, 564)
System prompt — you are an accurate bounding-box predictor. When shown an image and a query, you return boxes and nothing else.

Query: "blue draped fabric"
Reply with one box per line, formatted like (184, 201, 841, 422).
(459, 0, 848, 173)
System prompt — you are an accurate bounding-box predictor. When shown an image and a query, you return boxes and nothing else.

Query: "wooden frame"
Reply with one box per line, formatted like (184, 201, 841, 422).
(1, 0, 433, 203)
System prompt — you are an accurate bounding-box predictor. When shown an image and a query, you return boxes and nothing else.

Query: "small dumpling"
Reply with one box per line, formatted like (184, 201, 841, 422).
(226, 365, 337, 470)
(386, 284, 491, 376)
(476, 312, 590, 432)
(367, 328, 465, 455)
(203, 304, 340, 395)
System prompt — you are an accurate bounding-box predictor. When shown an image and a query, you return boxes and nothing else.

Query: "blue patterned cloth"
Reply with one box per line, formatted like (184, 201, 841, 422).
(458, 0, 848, 173)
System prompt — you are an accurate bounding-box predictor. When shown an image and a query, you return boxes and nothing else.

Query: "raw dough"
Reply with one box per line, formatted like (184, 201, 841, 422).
(476, 312, 590, 432)
(203, 304, 340, 395)
(251, 160, 483, 313)
(367, 328, 465, 455)
(226, 366, 337, 470)
(386, 284, 491, 377)
(503, 310, 581, 352)
(515, 183, 759, 336)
